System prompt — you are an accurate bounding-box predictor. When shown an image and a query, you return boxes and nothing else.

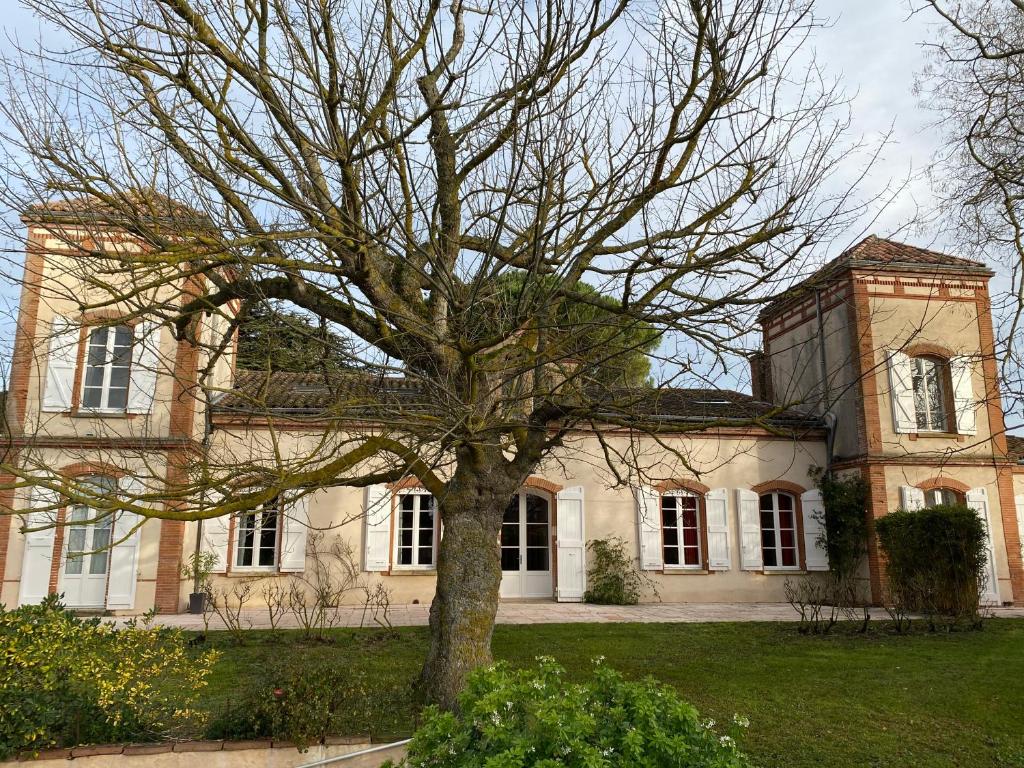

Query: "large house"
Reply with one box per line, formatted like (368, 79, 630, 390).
(1, 203, 1022, 614)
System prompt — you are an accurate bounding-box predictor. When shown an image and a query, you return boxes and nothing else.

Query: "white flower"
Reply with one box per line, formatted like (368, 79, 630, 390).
(700, 718, 716, 730)
(719, 735, 735, 748)
(732, 714, 750, 729)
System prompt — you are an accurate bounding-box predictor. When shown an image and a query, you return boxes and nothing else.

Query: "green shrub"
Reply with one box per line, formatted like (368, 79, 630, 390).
(389, 658, 752, 768)
(0, 596, 216, 758)
(876, 504, 988, 628)
(584, 537, 657, 605)
(205, 657, 407, 749)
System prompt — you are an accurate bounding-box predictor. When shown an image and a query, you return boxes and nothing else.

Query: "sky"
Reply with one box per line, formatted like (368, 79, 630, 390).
(0, 0, 994, 393)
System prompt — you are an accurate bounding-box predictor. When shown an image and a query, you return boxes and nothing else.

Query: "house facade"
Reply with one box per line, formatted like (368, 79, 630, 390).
(1, 207, 1023, 614)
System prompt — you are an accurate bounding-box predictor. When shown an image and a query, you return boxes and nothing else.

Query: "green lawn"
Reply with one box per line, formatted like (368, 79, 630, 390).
(201, 619, 1024, 768)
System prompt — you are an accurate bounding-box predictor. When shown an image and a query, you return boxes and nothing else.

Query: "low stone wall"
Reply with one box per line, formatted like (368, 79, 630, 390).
(6, 739, 409, 767)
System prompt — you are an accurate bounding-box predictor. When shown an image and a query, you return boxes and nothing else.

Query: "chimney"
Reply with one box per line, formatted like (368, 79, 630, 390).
(749, 351, 773, 403)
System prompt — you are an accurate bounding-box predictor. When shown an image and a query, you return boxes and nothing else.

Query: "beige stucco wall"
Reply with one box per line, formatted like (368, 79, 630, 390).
(173, 428, 829, 609)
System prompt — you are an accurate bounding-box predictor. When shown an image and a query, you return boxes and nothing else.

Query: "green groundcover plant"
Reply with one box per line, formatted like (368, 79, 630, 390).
(389, 657, 752, 768)
(0, 596, 217, 758)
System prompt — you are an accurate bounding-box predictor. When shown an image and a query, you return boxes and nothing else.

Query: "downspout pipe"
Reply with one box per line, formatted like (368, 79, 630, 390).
(814, 288, 835, 475)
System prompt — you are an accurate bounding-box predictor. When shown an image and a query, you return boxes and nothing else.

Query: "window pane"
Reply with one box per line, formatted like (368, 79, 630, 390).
(418, 528, 433, 547)
(682, 527, 698, 546)
(84, 364, 105, 387)
(525, 495, 548, 524)
(503, 498, 519, 523)
(763, 547, 777, 568)
(501, 522, 519, 547)
(777, 494, 793, 511)
(501, 548, 519, 570)
(781, 547, 797, 567)
(683, 546, 700, 566)
(418, 546, 433, 565)
(89, 550, 109, 575)
(681, 507, 697, 528)
(662, 495, 676, 511)
(663, 526, 679, 546)
(780, 529, 795, 549)
(401, 494, 415, 511)
(526, 523, 548, 547)
(664, 545, 679, 566)
(779, 509, 794, 530)
(106, 386, 128, 410)
(759, 494, 773, 512)
(398, 547, 412, 565)
(526, 547, 548, 571)
(65, 554, 83, 575)
(662, 506, 677, 528)
(114, 326, 133, 349)
(401, 509, 414, 532)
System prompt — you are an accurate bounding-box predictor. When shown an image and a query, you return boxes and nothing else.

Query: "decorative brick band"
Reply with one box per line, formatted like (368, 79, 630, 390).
(654, 479, 711, 496)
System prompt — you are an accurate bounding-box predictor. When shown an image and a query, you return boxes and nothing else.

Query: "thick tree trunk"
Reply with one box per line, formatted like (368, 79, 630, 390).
(417, 472, 519, 710)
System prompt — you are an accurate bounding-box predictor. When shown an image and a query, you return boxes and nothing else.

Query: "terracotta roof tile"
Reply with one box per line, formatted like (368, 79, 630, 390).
(214, 371, 822, 430)
(761, 235, 994, 319)
(22, 191, 209, 227)
(1007, 434, 1024, 462)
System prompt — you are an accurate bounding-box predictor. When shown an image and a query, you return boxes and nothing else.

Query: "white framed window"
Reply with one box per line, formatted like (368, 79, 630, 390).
(394, 491, 436, 569)
(911, 356, 950, 432)
(234, 500, 281, 570)
(924, 488, 961, 508)
(81, 325, 133, 411)
(661, 492, 702, 568)
(760, 492, 799, 569)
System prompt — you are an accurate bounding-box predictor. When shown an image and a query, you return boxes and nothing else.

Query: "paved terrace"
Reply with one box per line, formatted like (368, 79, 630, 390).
(139, 601, 1024, 631)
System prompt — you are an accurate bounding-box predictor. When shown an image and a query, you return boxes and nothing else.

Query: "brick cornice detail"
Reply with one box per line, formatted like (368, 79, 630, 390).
(751, 480, 807, 497)
(59, 461, 127, 479)
(523, 476, 563, 495)
(915, 477, 970, 494)
(654, 479, 710, 496)
(903, 342, 955, 360)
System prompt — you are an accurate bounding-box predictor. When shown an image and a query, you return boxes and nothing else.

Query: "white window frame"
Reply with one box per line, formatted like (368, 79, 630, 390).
(911, 356, 950, 433)
(660, 491, 703, 570)
(232, 501, 281, 572)
(392, 490, 437, 571)
(759, 492, 800, 571)
(80, 325, 133, 413)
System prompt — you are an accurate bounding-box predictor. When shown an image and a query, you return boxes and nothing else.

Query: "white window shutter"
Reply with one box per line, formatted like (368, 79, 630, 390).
(201, 515, 231, 574)
(106, 476, 144, 610)
(363, 484, 392, 571)
(18, 485, 59, 606)
(127, 322, 161, 414)
(736, 488, 763, 570)
(634, 485, 662, 571)
(800, 489, 829, 571)
(966, 487, 1000, 604)
(41, 317, 78, 412)
(949, 356, 978, 435)
(1016, 494, 1024, 563)
(886, 350, 917, 434)
(705, 488, 731, 570)
(899, 485, 925, 511)
(279, 494, 310, 572)
(555, 486, 586, 602)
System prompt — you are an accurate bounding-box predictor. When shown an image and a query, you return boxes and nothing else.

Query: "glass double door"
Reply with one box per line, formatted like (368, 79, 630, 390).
(499, 492, 552, 599)
(60, 505, 112, 608)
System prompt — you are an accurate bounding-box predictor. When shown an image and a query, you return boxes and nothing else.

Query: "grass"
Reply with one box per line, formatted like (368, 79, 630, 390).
(199, 619, 1024, 768)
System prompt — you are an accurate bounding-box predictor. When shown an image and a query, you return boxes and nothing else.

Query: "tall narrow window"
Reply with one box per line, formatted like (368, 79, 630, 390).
(661, 492, 702, 568)
(395, 492, 436, 568)
(82, 325, 133, 411)
(234, 500, 280, 569)
(911, 356, 950, 432)
(760, 492, 798, 569)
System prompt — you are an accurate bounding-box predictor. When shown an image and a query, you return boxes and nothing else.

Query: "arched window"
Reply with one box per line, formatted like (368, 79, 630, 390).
(910, 356, 951, 432)
(661, 491, 702, 568)
(82, 325, 133, 411)
(924, 487, 963, 508)
(759, 492, 798, 569)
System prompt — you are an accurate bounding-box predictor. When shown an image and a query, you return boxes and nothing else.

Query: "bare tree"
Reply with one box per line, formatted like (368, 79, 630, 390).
(916, 0, 1024, 419)
(0, 0, 862, 707)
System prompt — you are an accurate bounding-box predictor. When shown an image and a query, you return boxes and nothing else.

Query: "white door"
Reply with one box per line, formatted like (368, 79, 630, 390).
(500, 492, 553, 599)
(59, 505, 113, 609)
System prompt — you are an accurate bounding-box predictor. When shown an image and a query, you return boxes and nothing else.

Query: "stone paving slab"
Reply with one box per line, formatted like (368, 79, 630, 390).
(129, 602, 1024, 631)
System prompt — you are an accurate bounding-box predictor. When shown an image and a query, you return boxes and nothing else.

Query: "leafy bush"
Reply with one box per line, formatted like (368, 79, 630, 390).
(584, 537, 657, 605)
(389, 658, 752, 768)
(876, 504, 989, 629)
(205, 657, 407, 749)
(0, 596, 216, 758)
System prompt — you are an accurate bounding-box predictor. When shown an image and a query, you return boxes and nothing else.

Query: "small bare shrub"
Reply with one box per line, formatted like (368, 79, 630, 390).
(262, 581, 289, 630)
(287, 532, 362, 640)
(360, 582, 396, 637)
(210, 580, 256, 643)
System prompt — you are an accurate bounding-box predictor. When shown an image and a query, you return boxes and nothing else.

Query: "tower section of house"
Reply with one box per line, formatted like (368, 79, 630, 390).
(0, 197, 236, 613)
(758, 236, 1024, 604)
